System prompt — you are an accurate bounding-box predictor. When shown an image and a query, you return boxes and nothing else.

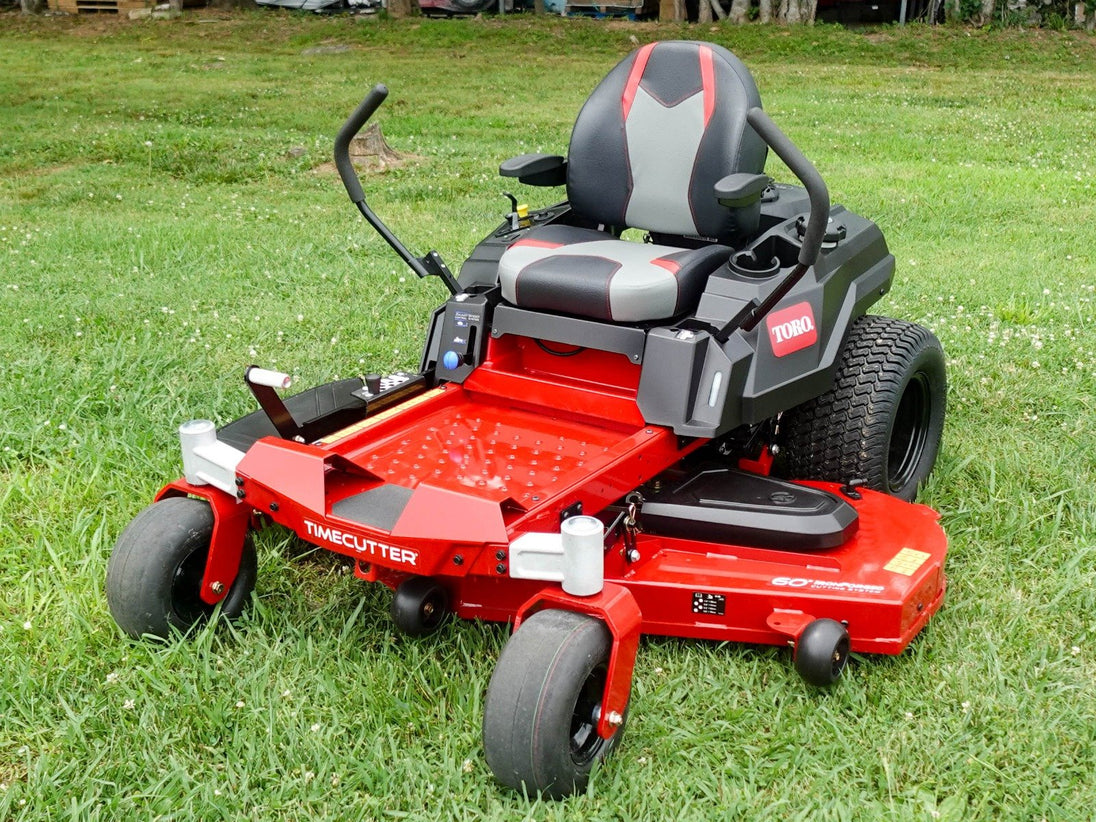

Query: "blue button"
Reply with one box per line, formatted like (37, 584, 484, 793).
(442, 350, 460, 370)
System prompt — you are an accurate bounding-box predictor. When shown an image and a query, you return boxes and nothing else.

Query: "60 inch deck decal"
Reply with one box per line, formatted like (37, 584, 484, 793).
(770, 576, 885, 595)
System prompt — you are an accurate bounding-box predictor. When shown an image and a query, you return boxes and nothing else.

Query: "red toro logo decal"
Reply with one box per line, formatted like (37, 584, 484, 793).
(766, 302, 817, 357)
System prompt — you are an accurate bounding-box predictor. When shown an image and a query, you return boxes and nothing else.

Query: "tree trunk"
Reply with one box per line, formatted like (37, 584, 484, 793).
(350, 123, 405, 168)
(1074, 1, 1095, 27)
(699, 0, 712, 22)
(771, 0, 816, 21)
(19, 0, 47, 12)
(758, 0, 772, 21)
(729, 0, 749, 21)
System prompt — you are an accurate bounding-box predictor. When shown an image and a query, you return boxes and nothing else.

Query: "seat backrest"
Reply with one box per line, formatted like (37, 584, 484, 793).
(566, 41, 767, 243)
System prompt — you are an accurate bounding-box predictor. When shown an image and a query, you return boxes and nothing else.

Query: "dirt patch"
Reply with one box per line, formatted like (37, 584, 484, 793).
(862, 30, 895, 44)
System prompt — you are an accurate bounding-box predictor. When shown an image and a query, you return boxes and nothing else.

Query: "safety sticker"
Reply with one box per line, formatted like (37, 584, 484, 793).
(885, 547, 931, 576)
(692, 592, 726, 616)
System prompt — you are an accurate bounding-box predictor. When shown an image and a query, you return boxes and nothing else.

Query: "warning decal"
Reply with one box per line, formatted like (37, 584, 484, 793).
(885, 548, 931, 576)
(692, 592, 726, 616)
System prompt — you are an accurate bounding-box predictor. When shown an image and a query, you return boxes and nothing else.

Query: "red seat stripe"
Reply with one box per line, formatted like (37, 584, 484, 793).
(512, 238, 564, 249)
(699, 45, 716, 128)
(622, 43, 656, 121)
(651, 258, 681, 274)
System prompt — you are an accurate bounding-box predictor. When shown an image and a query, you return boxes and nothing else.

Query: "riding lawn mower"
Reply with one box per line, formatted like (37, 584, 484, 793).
(107, 41, 948, 798)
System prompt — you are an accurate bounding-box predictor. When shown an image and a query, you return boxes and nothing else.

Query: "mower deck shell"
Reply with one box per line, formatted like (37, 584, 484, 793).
(216, 344, 946, 657)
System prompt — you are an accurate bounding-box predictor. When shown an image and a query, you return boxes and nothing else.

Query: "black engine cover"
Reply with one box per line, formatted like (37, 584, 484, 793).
(640, 466, 858, 551)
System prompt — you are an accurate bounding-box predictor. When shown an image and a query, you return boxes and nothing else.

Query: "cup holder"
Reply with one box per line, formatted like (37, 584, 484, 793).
(728, 232, 801, 279)
(729, 250, 781, 279)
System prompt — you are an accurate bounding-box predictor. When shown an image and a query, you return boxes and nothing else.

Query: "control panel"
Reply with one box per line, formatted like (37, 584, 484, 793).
(430, 292, 490, 384)
(351, 370, 421, 403)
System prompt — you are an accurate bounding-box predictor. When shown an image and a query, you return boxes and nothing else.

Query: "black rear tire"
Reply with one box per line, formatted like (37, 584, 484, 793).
(778, 315, 946, 502)
(483, 609, 624, 799)
(106, 497, 257, 640)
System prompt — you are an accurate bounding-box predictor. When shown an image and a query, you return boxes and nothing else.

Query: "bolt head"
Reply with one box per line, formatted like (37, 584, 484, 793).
(210, 581, 225, 594)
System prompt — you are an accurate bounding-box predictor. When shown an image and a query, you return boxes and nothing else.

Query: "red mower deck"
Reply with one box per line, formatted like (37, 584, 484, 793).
(162, 336, 946, 657)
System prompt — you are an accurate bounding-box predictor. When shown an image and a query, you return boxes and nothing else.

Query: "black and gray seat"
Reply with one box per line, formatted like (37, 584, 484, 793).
(497, 41, 769, 324)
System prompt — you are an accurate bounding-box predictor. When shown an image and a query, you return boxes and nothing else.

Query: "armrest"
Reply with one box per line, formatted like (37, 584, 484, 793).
(714, 173, 771, 208)
(499, 153, 567, 187)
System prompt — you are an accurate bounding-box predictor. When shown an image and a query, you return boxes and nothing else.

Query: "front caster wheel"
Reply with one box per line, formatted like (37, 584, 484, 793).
(483, 609, 625, 799)
(390, 576, 449, 637)
(106, 497, 257, 640)
(794, 618, 850, 686)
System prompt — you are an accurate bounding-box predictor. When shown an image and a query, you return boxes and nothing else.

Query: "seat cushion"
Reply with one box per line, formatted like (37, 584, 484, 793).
(498, 225, 730, 323)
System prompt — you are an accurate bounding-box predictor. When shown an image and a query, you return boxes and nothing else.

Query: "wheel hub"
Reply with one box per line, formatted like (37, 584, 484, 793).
(888, 372, 931, 493)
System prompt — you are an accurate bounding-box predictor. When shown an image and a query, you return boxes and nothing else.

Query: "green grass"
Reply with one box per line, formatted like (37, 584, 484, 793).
(2, 10, 1096, 820)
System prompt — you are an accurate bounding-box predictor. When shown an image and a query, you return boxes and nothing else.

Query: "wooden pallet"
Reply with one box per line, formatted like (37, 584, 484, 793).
(51, 0, 202, 13)
(51, 0, 150, 12)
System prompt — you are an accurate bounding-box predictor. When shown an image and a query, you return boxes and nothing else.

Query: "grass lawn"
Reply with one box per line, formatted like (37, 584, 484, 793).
(2, 10, 1095, 820)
